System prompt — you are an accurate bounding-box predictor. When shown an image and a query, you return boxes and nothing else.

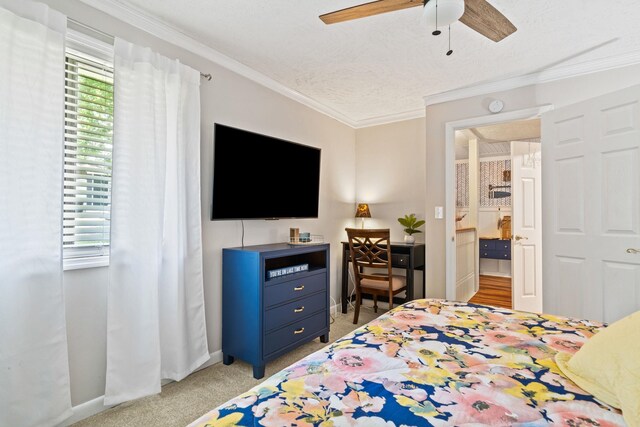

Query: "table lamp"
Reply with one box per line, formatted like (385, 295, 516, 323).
(355, 203, 371, 229)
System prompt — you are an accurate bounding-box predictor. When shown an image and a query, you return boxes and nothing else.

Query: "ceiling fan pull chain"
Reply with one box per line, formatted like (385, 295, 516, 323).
(433, 0, 442, 36)
(447, 25, 453, 56)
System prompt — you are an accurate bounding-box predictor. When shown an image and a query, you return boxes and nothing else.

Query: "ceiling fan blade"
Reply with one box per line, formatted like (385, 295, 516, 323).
(459, 0, 516, 42)
(320, 0, 423, 25)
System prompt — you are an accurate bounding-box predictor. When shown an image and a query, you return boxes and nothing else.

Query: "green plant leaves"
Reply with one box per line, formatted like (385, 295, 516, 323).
(397, 214, 424, 235)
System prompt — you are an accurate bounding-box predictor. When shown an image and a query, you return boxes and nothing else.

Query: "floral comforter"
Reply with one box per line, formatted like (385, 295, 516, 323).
(189, 299, 624, 426)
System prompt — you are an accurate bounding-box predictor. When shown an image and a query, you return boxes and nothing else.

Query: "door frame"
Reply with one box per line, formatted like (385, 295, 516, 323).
(444, 105, 554, 301)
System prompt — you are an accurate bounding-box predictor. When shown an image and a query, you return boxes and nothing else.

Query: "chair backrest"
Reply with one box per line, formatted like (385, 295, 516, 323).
(345, 228, 393, 285)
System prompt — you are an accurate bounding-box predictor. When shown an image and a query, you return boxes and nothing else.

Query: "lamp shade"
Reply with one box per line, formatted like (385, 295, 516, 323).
(423, 0, 465, 28)
(355, 203, 371, 218)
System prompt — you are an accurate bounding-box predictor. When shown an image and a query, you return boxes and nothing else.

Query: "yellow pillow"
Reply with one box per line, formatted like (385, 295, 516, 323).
(555, 310, 640, 427)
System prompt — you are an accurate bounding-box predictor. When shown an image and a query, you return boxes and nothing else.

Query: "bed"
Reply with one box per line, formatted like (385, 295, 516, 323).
(189, 299, 624, 426)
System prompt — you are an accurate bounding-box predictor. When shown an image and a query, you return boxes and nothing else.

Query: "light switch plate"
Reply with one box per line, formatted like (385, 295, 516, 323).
(435, 206, 444, 219)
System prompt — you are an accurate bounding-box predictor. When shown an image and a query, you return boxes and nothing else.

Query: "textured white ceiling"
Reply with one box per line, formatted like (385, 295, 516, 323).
(474, 119, 541, 142)
(455, 119, 541, 159)
(120, 0, 640, 123)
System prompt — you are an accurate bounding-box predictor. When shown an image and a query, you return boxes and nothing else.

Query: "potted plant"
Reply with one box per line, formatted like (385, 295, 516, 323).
(397, 213, 425, 244)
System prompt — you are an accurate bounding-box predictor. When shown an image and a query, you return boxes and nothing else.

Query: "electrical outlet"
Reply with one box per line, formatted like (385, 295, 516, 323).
(435, 206, 444, 219)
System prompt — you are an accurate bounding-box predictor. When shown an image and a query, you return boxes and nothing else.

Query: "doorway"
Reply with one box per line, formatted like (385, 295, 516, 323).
(445, 106, 550, 312)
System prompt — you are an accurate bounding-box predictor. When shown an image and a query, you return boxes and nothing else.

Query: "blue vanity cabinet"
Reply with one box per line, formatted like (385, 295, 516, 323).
(479, 238, 511, 260)
(222, 243, 330, 379)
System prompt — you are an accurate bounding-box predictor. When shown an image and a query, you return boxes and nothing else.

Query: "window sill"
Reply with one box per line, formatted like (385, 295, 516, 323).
(63, 255, 109, 271)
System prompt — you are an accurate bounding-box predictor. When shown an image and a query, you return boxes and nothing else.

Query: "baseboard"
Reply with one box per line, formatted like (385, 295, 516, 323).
(57, 350, 223, 426)
(195, 350, 223, 372)
(480, 272, 512, 278)
(330, 302, 340, 318)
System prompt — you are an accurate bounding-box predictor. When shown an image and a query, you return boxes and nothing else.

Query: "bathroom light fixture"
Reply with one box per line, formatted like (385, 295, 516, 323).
(489, 184, 511, 199)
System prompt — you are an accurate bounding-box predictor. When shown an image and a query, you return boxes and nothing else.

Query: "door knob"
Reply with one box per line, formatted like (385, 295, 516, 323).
(627, 248, 640, 254)
(513, 235, 528, 241)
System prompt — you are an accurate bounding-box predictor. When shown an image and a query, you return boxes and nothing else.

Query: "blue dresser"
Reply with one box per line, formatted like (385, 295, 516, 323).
(479, 238, 511, 260)
(222, 243, 330, 379)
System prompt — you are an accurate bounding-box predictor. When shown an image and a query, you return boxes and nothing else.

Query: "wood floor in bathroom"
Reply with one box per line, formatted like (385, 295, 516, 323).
(469, 275, 512, 309)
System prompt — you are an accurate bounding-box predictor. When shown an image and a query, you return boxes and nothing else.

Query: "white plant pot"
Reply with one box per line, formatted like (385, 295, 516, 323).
(404, 235, 415, 244)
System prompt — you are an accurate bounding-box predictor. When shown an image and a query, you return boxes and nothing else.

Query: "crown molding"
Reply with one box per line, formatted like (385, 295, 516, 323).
(424, 49, 640, 107)
(77, 0, 359, 128)
(351, 108, 425, 129)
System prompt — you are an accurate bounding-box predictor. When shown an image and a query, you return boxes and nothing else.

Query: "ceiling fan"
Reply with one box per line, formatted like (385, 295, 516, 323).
(319, 0, 517, 43)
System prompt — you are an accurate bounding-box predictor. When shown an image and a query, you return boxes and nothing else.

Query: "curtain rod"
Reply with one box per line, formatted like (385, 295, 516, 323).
(67, 18, 212, 82)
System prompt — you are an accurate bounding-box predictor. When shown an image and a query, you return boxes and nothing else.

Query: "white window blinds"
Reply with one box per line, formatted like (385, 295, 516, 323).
(63, 43, 114, 260)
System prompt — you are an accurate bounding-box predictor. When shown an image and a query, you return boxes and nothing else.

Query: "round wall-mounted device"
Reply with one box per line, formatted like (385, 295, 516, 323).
(489, 99, 504, 114)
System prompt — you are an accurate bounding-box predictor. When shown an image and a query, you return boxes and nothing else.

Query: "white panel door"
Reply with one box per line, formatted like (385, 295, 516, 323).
(542, 85, 640, 323)
(511, 141, 543, 313)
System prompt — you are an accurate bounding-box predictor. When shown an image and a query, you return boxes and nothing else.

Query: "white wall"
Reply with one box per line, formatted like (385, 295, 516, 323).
(425, 63, 640, 298)
(40, 0, 356, 409)
(355, 118, 427, 239)
(354, 118, 427, 297)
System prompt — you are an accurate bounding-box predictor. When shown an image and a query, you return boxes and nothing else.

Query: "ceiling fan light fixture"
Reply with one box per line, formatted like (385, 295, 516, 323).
(423, 0, 465, 28)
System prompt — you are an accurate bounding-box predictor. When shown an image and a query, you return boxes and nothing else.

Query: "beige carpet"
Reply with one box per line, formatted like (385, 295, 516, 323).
(73, 306, 380, 427)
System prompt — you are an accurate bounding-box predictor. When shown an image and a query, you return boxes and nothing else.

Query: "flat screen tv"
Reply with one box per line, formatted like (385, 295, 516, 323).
(211, 123, 321, 220)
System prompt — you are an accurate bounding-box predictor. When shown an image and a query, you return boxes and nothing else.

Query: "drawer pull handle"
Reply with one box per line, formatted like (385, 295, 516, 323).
(627, 248, 640, 254)
(294, 285, 305, 291)
(294, 327, 305, 335)
(294, 306, 305, 313)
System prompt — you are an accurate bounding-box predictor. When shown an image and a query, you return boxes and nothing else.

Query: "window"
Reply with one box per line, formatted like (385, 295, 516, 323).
(63, 30, 114, 269)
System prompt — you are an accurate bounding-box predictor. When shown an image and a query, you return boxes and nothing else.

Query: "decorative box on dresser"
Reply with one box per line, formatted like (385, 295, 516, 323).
(222, 243, 330, 379)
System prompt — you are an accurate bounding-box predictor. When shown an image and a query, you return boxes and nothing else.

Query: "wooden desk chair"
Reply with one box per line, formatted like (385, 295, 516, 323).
(345, 228, 407, 324)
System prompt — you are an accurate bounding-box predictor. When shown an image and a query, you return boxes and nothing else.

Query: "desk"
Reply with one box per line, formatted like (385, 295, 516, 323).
(341, 241, 425, 314)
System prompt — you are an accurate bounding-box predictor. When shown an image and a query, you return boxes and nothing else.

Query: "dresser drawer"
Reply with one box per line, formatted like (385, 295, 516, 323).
(481, 249, 511, 260)
(264, 311, 326, 357)
(496, 240, 511, 251)
(480, 239, 496, 250)
(264, 291, 326, 332)
(264, 273, 326, 308)
(392, 254, 409, 267)
(480, 250, 498, 259)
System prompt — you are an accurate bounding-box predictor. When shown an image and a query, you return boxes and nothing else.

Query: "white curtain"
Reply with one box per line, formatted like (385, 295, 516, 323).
(105, 38, 208, 405)
(0, 2, 72, 426)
